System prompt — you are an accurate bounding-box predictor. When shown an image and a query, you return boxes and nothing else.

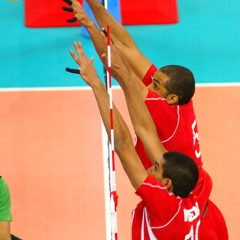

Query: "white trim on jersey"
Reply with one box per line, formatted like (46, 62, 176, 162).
(141, 182, 183, 228)
(144, 97, 181, 143)
(142, 182, 168, 190)
(141, 207, 158, 240)
(131, 206, 136, 223)
(161, 105, 180, 143)
(145, 96, 166, 101)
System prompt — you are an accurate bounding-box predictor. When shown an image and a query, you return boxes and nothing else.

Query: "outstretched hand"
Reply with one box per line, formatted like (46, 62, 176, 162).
(62, 0, 93, 26)
(62, 0, 77, 23)
(69, 42, 100, 87)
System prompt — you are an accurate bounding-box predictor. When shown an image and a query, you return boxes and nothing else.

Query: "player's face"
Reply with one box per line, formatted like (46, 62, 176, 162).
(147, 71, 169, 98)
(147, 157, 165, 183)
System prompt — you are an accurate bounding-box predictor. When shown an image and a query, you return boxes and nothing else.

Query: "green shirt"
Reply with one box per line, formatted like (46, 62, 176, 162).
(0, 177, 12, 221)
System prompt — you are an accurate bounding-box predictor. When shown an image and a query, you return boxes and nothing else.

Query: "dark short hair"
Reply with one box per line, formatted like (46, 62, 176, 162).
(162, 152, 199, 198)
(159, 65, 195, 105)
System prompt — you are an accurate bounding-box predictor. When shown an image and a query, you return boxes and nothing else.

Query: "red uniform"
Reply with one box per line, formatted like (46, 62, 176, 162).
(133, 64, 228, 239)
(136, 65, 203, 196)
(132, 175, 201, 240)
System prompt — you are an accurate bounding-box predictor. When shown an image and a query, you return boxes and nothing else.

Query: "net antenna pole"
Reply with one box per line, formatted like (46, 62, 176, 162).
(106, 25, 118, 240)
(101, 1, 118, 239)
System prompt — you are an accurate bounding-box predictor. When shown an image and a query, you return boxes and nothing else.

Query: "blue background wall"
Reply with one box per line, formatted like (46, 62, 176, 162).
(1, 0, 240, 88)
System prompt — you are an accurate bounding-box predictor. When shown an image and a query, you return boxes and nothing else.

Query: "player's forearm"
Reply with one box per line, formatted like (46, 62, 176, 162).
(92, 78, 147, 190)
(116, 71, 166, 161)
(105, 45, 156, 139)
(0, 221, 11, 240)
(86, 23, 107, 60)
(116, 49, 148, 99)
(91, 81, 130, 152)
(85, 0, 133, 50)
(118, 72, 155, 135)
(69, 0, 107, 59)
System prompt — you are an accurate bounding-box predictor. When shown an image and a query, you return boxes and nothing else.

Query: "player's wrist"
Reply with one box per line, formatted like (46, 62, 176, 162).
(85, 20, 95, 29)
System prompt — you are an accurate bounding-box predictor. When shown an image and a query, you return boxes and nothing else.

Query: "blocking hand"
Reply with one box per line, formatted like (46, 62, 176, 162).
(62, 0, 77, 23)
(62, 0, 93, 25)
(68, 42, 101, 87)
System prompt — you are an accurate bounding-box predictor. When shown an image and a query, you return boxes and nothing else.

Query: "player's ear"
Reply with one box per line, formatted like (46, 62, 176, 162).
(165, 94, 178, 105)
(163, 178, 173, 192)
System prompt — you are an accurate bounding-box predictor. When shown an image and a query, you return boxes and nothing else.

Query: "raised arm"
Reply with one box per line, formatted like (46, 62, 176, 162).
(68, 42, 147, 189)
(69, 0, 152, 80)
(64, 1, 149, 99)
(98, 35, 166, 163)
(67, 0, 106, 58)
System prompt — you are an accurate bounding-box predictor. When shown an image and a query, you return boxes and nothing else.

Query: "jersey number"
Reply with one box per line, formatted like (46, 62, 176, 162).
(192, 120, 201, 159)
(184, 220, 200, 240)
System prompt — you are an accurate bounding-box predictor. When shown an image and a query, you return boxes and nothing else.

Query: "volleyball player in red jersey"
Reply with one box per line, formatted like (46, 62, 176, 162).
(63, 1, 228, 238)
(68, 40, 201, 239)
(139, 65, 228, 239)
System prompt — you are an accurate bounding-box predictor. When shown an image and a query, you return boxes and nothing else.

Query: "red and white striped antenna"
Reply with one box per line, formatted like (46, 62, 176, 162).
(107, 24, 118, 240)
(102, 24, 118, 240)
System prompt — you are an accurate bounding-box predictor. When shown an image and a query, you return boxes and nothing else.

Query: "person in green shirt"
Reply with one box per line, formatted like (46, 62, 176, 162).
(0, 176, 12, 240)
